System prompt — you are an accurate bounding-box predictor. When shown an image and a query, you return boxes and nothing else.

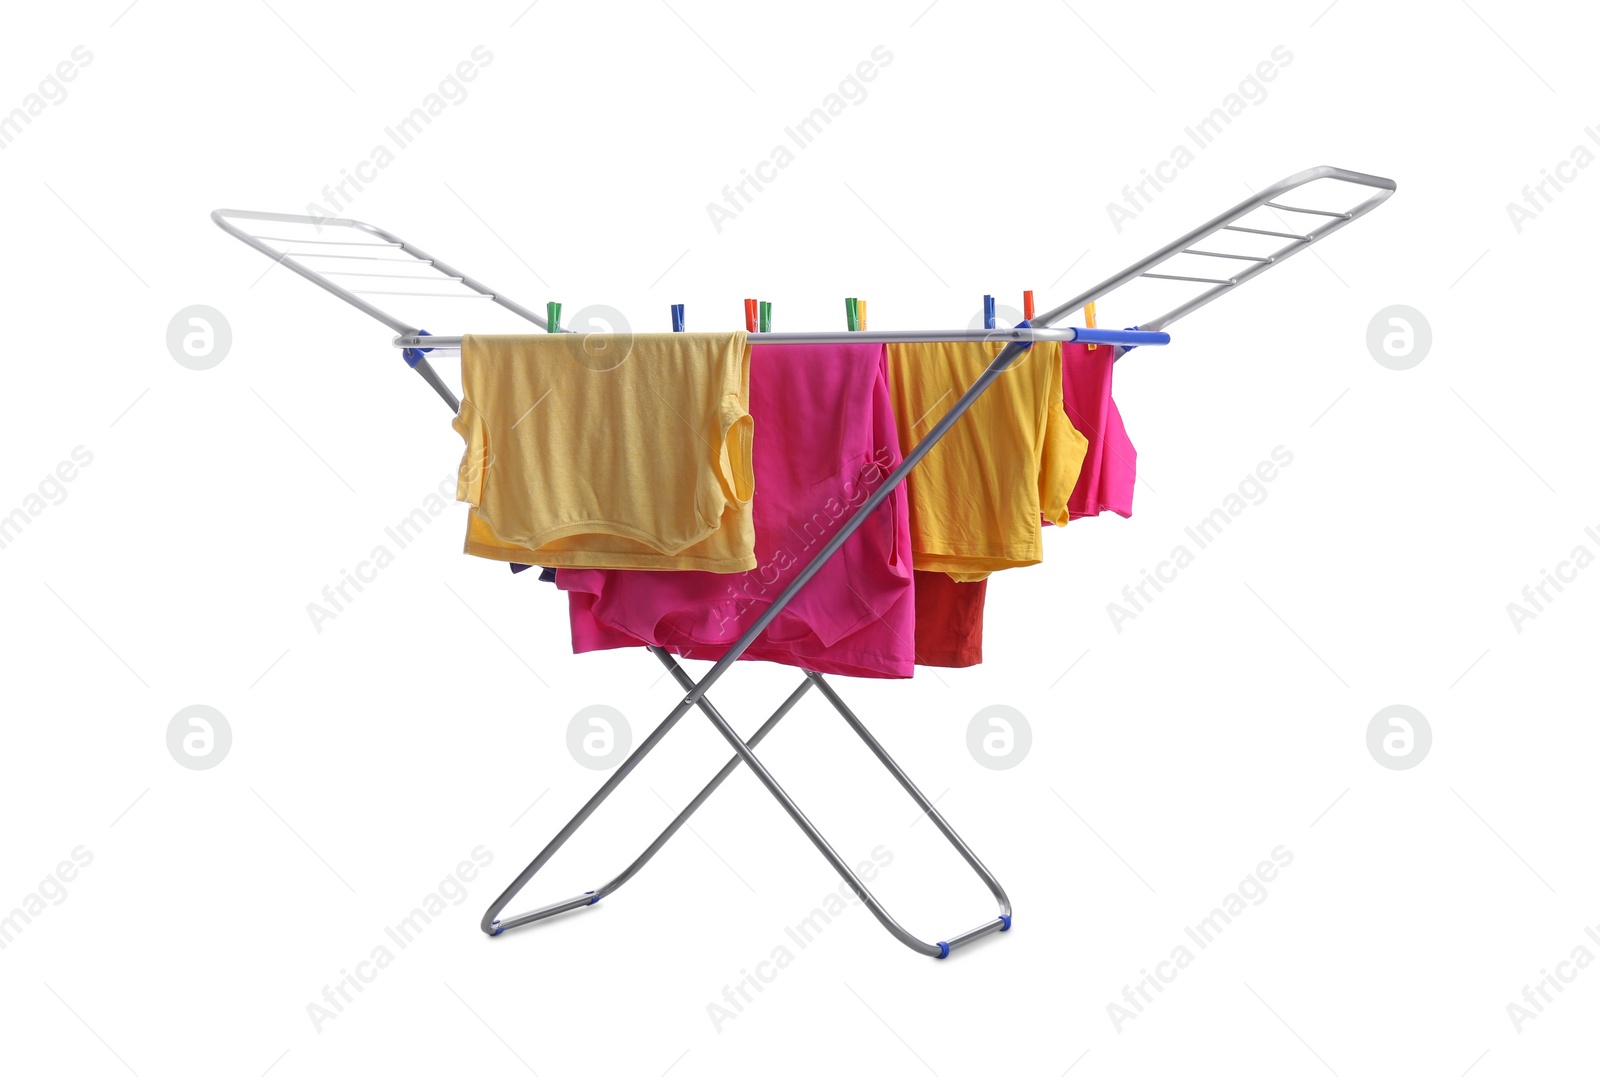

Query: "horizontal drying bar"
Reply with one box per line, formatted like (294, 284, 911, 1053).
(1182, 249, 1271, 262)
(1142, 272, 1235, 285)
(251, 236, 402, 247)
(1223, 225, 1309, 241)
(355, 291, 494, 298)
(1263, 202, 1352, 218)
(392, 326, 1173, 350)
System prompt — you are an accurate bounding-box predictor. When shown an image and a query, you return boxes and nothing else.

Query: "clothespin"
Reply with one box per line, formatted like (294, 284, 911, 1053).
(758, 300, 771, 333)
(846, 297, 859, 332)
(1023, 290, 1035, 321)
(856, 299, 867, 331)
(671, 303, 685, 332)
(983, 295, 996, 330)
(744, 298, 758, 333)
(546, 301, 561, 333)
(1083, 300, 1098, 349)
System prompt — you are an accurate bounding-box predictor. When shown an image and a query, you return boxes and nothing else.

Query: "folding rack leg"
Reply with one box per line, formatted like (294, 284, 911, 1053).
(589, 663, 814, 898)
(657, 649, 1011, 958)
(483, 340, 1033, 955)
(804, 670, 1011, 940)
(479, 674, 815, 935)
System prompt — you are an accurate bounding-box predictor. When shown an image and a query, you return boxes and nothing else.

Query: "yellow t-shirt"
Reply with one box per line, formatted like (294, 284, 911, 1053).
(453, 332, 756, 571)
(885, 340, 1087, 581)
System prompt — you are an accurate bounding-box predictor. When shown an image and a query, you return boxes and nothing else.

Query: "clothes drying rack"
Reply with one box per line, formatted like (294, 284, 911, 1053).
(214, 164, 1394, 959)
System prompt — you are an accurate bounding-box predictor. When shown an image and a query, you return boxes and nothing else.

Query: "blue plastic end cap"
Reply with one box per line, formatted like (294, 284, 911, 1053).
(935, 941, 950, 959)
(586, 891, 599, 905)
(490, 920, 503, 936)
(999, 914, 1012, 932)
(402, 329, 433, 368)
(1014, 318, 1034, 350)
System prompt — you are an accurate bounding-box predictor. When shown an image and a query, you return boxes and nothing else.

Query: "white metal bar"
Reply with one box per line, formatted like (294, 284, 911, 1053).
(352, 290, 494, 298)
(1141, 272, 1235, 285)
(1264, 201, 1351, 218)
(251, 235, 402, 247)
(275, 252, 434, 262)
(392, 327, 1102, 349)
(1182, 249, 1270, 262)
(324, 272, 466, 281)
(1223, 225, 1308, 240)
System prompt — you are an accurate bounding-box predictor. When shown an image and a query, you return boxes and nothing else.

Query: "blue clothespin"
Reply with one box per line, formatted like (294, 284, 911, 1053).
(671, 303, 685, 332)
(983, 295, 996, 330)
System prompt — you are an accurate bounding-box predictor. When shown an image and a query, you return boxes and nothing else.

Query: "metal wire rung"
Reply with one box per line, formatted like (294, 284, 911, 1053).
(945, 917, 1008, 950)
(277, 252, 436, 262)
(1222, 225, 1309, 241)
(1263, 201, 1352, 219)
(251, 235, 403, 247)
(351, 290, 494, 298)
(324, 272, 466, 281)
(1181, 249, 1272, 262)
(1141, 272, 1236, 285)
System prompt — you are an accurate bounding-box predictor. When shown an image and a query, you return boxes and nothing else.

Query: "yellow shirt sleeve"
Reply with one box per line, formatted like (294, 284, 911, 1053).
(716, 344, 755, 505)
(1039, 349, 1089, 527)
(452, 398, 490, 508)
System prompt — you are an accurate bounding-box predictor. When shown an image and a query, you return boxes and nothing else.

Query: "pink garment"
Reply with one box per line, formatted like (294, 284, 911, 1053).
(559, 341, 914, 678)
(1062, 341, 1137, 519)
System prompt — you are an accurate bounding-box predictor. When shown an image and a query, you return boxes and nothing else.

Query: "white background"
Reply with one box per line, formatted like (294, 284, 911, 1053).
(3, 1, 1596, 1074)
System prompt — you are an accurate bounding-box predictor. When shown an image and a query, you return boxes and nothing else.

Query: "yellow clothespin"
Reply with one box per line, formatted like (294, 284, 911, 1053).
(1083, 301, 1098, 350)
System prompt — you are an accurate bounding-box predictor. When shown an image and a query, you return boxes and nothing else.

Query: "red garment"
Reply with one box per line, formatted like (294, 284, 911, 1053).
(913, 570, 986, 667)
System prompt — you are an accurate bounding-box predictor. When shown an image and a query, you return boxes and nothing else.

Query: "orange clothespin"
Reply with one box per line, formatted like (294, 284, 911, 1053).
(744, 298, 758, 333)
(1023, 290, 1035, 321)
(1083, 300, 1098, 350)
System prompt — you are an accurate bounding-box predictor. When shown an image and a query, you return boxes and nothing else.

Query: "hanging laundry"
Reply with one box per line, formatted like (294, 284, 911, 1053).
(1062, 340, 1137, 519)
(912, 570, 987, 667)
(885, 340, 1087, 581)
(453, 332, 756, 571)
(561, 341, 915, 678)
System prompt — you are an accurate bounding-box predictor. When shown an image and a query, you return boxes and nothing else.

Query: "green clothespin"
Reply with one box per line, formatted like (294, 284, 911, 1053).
(759, 300, 772, 333)
(845, 297, 859, 332)
(546, 301, 562, 333)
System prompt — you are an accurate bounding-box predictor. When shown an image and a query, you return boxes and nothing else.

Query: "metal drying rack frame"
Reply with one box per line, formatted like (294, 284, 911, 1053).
(213, 164, 1394, 959)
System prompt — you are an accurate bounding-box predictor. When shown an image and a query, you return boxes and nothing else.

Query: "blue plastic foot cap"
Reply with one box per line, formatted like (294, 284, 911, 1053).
(935, 941, 950, 959)
(1000, 914, 1012, 932)
(586, 891, 599, 905)
(490, 920, 503, 936)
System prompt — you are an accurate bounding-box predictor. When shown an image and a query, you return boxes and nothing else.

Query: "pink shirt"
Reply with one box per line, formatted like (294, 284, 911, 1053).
(560, 341, 914, 678)
(1063, 341, 1137, 519)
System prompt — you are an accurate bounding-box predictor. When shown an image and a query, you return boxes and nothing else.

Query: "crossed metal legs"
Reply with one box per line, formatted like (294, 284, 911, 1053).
(480, 647, 1012, 958)
(482, 341, 1032, 956)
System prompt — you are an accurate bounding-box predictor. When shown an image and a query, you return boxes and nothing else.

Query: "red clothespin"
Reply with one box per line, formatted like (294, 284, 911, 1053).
(744, 298, 758, 333)
(1023, 290, 1035, 321)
